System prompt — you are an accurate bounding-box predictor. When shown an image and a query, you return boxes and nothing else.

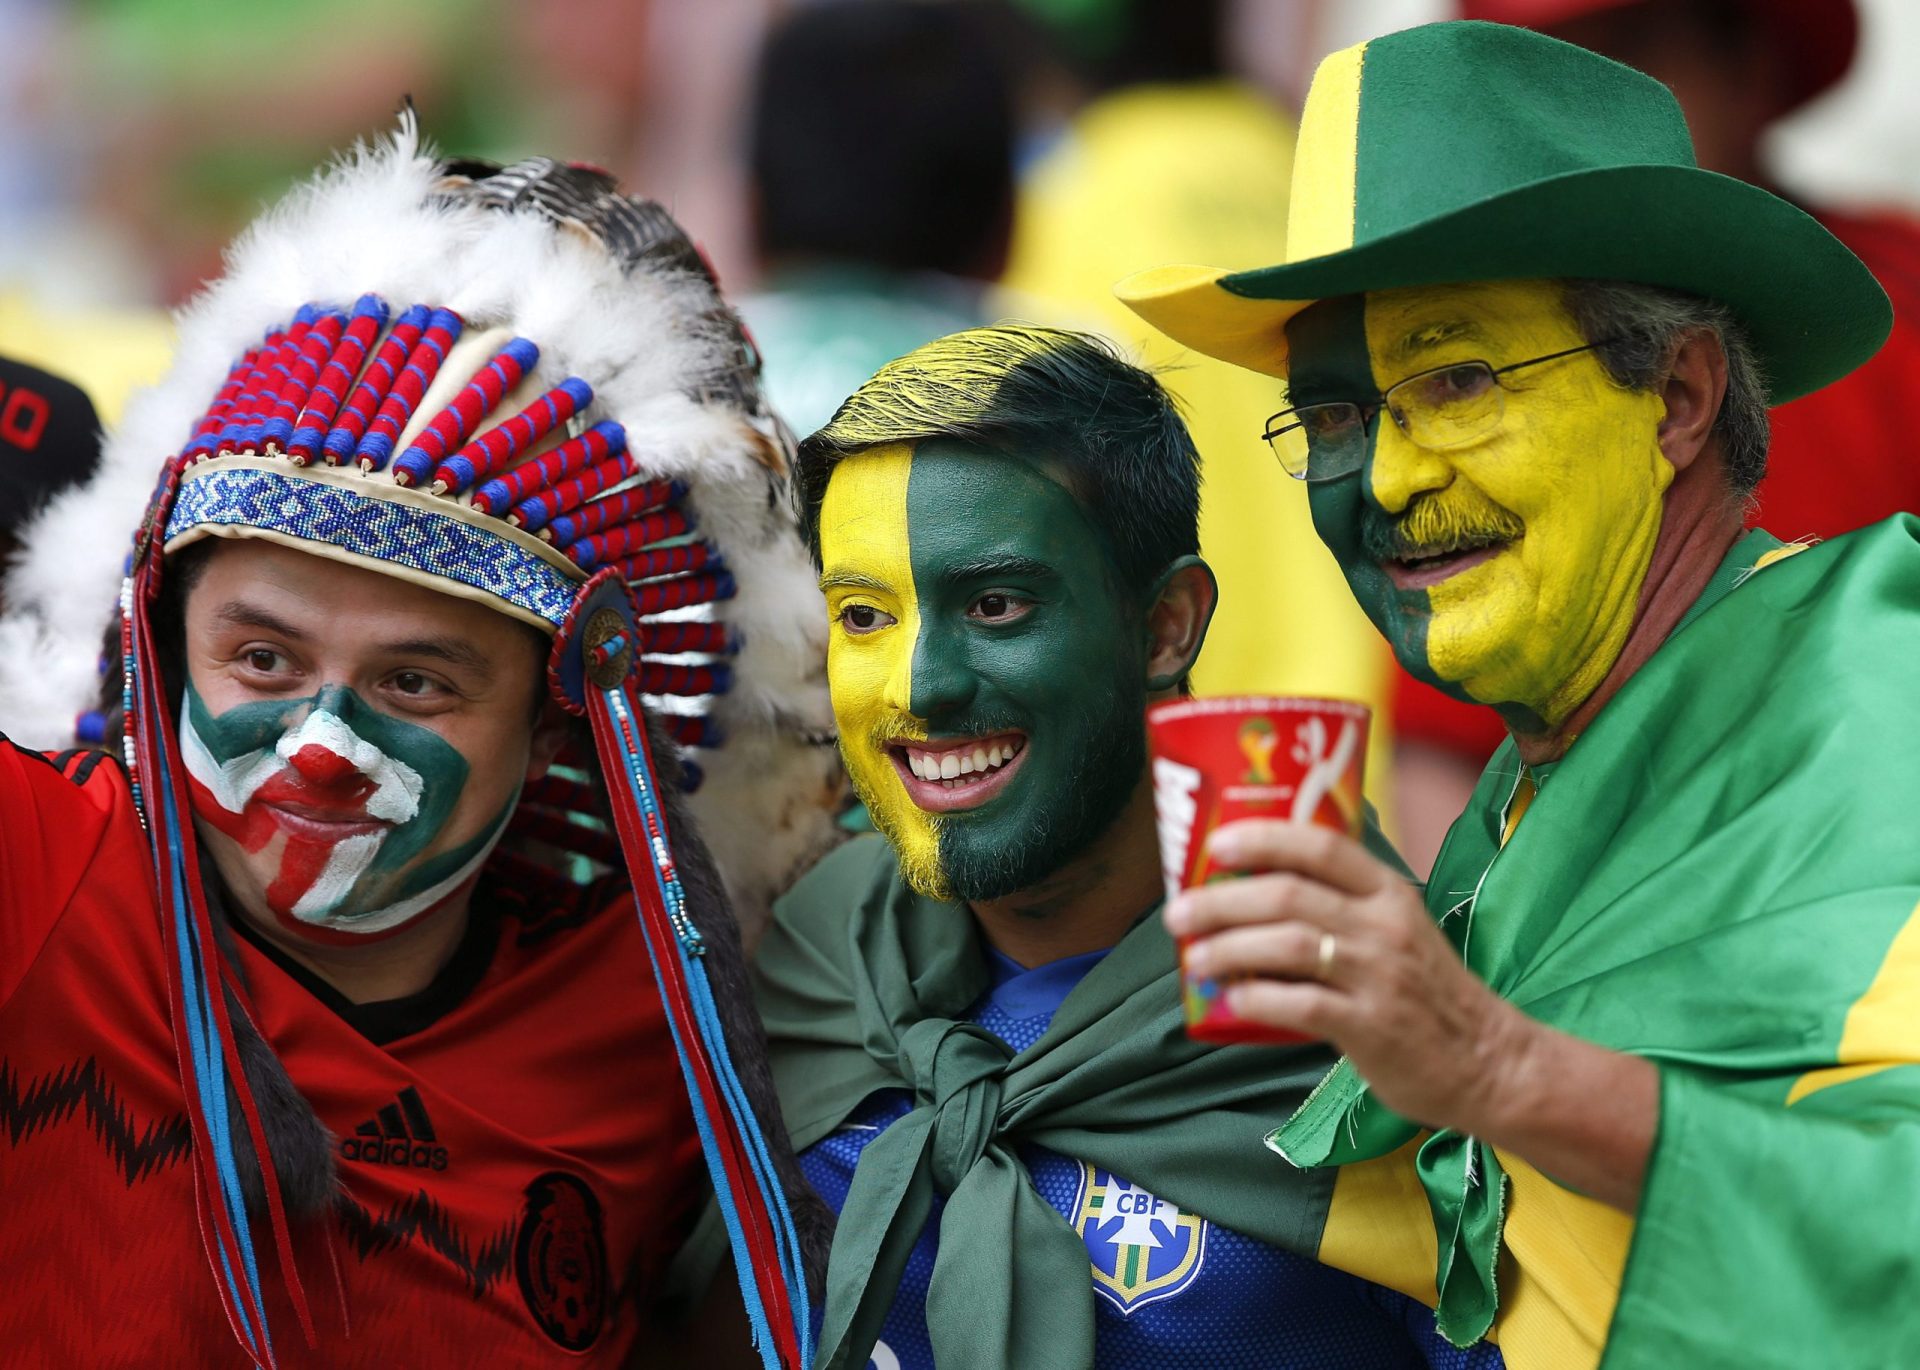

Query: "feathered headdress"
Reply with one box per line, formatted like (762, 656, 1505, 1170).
(0, 120, 840, 1368)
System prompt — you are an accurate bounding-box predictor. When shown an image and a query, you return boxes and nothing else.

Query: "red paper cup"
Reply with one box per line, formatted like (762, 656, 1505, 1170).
(1148, 695, 1371, 1045)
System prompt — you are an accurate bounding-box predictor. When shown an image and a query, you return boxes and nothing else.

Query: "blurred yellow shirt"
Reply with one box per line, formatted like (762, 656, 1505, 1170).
(1, 292, 174, 427)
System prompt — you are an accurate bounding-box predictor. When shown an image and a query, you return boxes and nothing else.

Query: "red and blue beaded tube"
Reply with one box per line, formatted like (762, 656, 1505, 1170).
(289, 294, 388, 464)
(241, 307, 320, 452)
(429, 375, 591, 495)
(545, 477, 686, 547)
(663, 714, 727, 749)
(637, 661, 733, 697)
(216, 329, 291, 455)
(471, 419, 625, 517)
(392, 336, 539, 488)
(633, 569, 736, 615)
(511, 452, 640, 534)
(642, 618, 737, 656)
(183, 350, 260, 463)
(354, 307, 462, 471)
(603, 540, 720, 584)
(323, 303, 428, 465)
(564, 509, 694, 569)
(262, 306, 346, 454)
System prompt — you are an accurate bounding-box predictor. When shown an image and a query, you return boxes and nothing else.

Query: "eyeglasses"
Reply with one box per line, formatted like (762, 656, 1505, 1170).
(1260, 342, 1612, 482)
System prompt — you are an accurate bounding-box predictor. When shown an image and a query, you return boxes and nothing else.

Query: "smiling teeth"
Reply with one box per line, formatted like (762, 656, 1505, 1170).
(904, 738, 1024, 781)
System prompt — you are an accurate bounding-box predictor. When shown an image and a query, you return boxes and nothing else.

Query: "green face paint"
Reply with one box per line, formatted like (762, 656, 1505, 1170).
(820, 439, 1148, 901)
(181, 680, 513, 938)
(1293, 280, 1671, 731)
(1291, 294, 1432, 686)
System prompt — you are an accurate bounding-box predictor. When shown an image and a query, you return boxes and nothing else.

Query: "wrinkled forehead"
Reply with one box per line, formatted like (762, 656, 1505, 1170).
(1283, 279, 1583, 395)
(818, 438, 1109, 579)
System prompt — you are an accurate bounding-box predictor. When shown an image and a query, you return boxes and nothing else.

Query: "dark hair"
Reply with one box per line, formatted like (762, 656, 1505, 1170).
(1561, 278, 1771, 494)
(796, 324, 1201, 596)
(748, 0, 1015, 279)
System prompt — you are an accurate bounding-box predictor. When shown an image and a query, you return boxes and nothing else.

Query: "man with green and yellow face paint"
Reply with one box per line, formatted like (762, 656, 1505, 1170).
(1118, 18, 1920, 1370)
(751, 325, 1505, 1370)
(819, 434, 1156, 905)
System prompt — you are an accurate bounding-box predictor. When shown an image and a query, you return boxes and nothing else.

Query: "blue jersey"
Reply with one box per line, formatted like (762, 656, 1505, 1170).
(798, 948, 1504, 1370)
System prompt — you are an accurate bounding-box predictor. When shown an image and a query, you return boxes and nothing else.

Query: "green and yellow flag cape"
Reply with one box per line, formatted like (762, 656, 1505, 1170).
(755, 824, 1395, 1370)
(754, 837, 1333, 1369)
(1276, 519, 1920, 1368)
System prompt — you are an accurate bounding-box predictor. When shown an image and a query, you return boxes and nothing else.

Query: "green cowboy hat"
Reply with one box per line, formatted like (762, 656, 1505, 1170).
(1115, 20, 1890, 404)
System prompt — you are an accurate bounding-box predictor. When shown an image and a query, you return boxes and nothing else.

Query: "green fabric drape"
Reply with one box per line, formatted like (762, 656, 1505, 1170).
(755, 836, 1344, 1370)
(1273, 519, 1920, 1364)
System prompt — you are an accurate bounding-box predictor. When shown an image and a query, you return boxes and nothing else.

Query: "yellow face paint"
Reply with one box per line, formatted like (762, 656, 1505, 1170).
(817, 444, 939, 891)
(1299, 279, 1670, 730)
(1374, 281, 1668, 724)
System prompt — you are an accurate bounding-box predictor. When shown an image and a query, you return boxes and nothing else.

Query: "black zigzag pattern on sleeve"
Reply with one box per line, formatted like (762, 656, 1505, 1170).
(335, 1189, 518, 1297)
(0, 1057, 193, 1185)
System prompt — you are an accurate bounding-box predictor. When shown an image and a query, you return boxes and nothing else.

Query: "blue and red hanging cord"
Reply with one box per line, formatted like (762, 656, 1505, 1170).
(560, 572, 812, 1370)
(123, 467, 329, 1367)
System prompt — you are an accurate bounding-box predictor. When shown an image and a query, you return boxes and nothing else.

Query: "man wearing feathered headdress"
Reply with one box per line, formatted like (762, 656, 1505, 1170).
(0, 124, 839, 1367)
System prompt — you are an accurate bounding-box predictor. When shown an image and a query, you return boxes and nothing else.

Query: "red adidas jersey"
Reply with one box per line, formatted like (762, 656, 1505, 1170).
(0, 740, 704, 1366)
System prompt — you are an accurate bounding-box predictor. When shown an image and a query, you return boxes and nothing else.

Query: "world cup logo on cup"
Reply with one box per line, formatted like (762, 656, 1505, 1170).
(1147, 696, 1370, 1045)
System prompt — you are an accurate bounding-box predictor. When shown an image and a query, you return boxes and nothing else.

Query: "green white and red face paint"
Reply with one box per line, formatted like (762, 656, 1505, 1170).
(180, 681, 513, 938)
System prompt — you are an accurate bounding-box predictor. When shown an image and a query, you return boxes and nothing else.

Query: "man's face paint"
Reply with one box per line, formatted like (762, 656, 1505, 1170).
(182, 680, 515, 939)
(819, 439, 1147, 902)
(1290, 279, 1672, 730)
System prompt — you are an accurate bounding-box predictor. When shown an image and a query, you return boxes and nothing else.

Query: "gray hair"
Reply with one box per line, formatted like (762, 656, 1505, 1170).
(1561, 279, 1771, 494)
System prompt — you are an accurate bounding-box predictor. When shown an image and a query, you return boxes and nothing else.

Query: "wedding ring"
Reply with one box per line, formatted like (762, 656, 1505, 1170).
(1317, 931, 1338, 980)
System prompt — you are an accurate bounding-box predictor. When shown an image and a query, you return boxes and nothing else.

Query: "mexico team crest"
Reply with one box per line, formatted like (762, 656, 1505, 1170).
(1071, 1164, 1207, 1314)
(515, 1171, 608, 1351)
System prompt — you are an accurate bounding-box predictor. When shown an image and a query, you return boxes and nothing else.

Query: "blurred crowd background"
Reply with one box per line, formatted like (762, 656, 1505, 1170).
(6, 0, 1920, 871)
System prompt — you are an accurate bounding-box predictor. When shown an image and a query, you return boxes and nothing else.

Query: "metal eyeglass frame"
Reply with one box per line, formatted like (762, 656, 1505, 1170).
(1260, 341, 1613, 482)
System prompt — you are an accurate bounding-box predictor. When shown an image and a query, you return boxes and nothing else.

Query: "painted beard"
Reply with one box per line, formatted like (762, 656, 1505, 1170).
(854, 674, 1147, 905)
(1360, 481, 1526, 568)
(180, 682, 515, 939)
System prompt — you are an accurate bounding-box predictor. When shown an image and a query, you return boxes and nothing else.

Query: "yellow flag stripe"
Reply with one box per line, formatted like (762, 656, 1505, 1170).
(1786, 892, 1920, 1106)
(1493, 1151, 1633, 1370)
(1286, 40, 1367, 263)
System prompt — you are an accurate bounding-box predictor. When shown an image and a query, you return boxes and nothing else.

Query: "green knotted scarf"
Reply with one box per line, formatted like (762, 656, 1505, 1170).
(1272, 520, 1920, 1365)
(754, 832, 1388, 1370)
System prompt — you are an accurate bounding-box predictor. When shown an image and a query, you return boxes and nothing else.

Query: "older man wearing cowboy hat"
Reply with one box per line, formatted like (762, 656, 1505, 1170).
(1121, 19, 1917, 1370)
(1382, 0, 1920, 874)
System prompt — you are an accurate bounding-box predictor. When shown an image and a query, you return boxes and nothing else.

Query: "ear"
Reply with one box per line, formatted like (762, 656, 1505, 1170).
(1656, 329, 1729, 475)
(525, 699, 573, 783)
(1144, 556, 1219, 693)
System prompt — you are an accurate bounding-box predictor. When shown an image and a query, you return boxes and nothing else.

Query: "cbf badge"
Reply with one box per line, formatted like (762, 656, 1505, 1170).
(1071, 1164, 1208, 1313)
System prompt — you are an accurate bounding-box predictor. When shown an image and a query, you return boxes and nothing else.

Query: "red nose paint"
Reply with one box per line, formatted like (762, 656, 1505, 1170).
(185, 757, 389, 934)
(287, 744, 359, 786)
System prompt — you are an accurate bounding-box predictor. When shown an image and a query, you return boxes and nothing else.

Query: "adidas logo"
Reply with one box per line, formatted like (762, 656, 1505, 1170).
(338, 1086, 450, 1171)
